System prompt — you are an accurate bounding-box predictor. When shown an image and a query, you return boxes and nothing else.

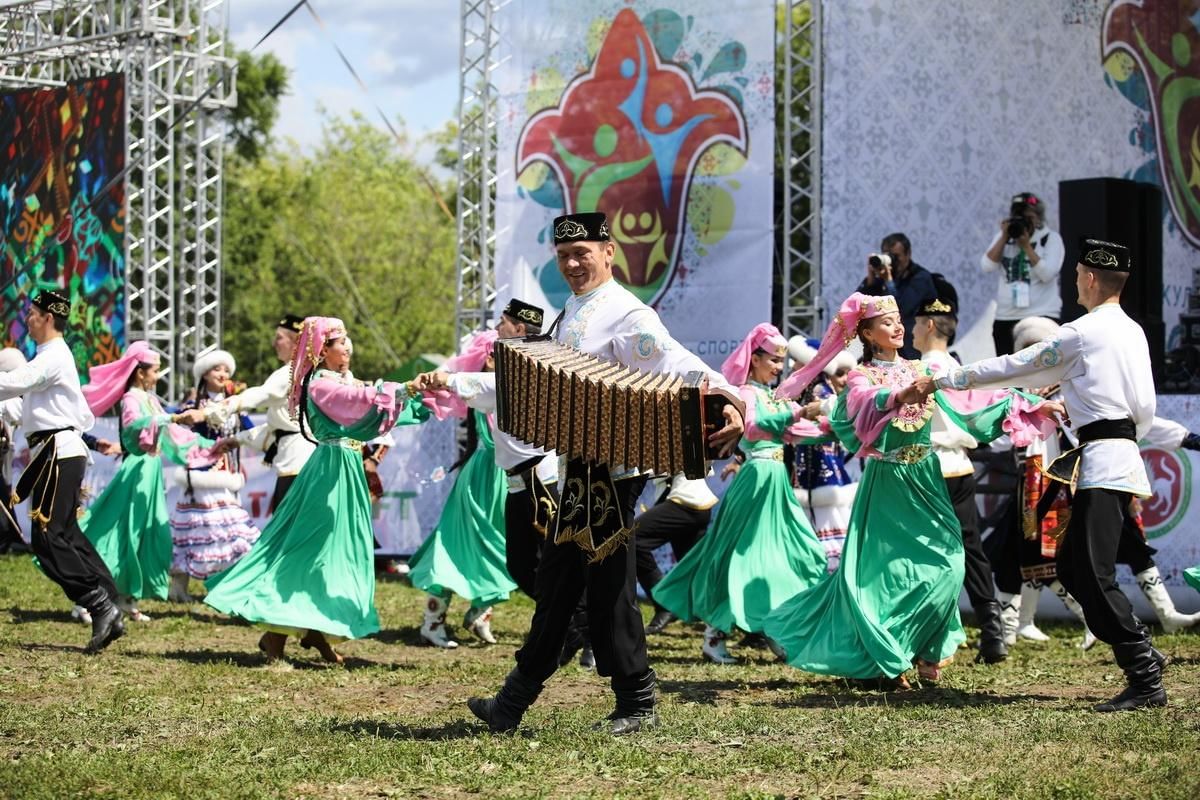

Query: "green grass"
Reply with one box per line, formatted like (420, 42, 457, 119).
(1, 554, 1198, 799)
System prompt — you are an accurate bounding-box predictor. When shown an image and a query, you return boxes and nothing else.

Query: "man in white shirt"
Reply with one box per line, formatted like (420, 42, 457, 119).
(0, 291, 124, 652)
(467, 212, 744, 736)
(912, 281, 1007, 665)
(980, 192, 1066, 355)
(204, 314, 316, 514)
(917, 239, 1164, 712)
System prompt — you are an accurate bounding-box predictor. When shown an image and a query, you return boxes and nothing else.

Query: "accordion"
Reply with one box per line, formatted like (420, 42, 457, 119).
(493, 337, 729, 479)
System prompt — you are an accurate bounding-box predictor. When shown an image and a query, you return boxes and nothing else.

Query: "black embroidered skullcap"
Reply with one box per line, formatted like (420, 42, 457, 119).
(1078, 238, 1130, 272)
(32, 289, 70, 319)
(502, 298, 545, 329)
(552, 212, 610, 244)
(917, 274, 959, 318)
(278, 314, 305, 333)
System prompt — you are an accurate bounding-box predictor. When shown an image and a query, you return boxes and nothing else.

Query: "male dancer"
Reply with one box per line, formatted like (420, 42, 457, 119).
(0, 291, 123, 651)
(466, 213, 744, 735)
(911, 283, 1007, 663)
(636, 474, 717, 635)
(917, 239, 1162, 711)
(418, 298, 559, 643)
(205, 315, 315, 513)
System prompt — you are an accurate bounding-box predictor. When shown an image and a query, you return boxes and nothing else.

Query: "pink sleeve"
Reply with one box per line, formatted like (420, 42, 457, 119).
(843, 369, 899, 451)
(782, 417, 829, 444)
(120, 393, 162, 453)
(308, 377, 401, 429)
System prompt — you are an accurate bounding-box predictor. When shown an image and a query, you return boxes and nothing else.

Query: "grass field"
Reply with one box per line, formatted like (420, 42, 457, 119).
(1, 554, 1198, 799)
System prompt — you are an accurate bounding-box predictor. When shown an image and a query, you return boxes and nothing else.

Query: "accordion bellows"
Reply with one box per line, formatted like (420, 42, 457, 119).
(494, 338, 725, 479)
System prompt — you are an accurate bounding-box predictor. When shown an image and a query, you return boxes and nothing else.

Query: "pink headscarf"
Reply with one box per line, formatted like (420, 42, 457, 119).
(422, 329, 501, 421)
(721, 323, 788, 385)
(775, 292, 898, 399)
(288, 316, 348, 416)
(444, 330, 499, 374)
(82, 340, 161, 415)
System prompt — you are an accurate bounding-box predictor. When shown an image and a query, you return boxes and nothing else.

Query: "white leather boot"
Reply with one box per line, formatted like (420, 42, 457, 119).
(701, 625, 736, 664)
(1136, 566, 1200, 633)
(464, 606, 497, 644)
(167, 572, 194, 603)
(420, 594, 458, 648)
(1016, 580, 1049, 641)
(997, 590, 1020, 646)
(1049, 579, 1096, 650)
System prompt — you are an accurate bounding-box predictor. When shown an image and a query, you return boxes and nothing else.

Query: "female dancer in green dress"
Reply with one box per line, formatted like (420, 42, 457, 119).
(78, 341, 213, 617)
(764, 293, 1058, 685)
(408, 330, 514, 648)
(652, 323, 829, 664)
(204, 317, 430, 664)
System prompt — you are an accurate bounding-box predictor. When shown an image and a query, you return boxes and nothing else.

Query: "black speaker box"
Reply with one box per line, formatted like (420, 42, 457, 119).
(1057, 178, 1164, 387)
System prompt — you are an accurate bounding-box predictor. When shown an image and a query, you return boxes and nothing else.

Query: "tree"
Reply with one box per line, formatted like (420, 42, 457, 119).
(221, 114, 458, 383)
(226, 50, 289, 163)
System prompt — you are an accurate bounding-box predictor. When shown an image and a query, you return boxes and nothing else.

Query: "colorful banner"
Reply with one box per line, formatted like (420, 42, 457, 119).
(493, 1, 776, 365)
(9, 413, 456, 557)
(820, 1, 1196, 351)
(0, 75, 126, 377)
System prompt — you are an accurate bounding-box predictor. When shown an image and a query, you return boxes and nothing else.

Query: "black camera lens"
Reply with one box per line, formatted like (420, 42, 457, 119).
(1006, 218, 1026, 240)
(868, 255, 883, 268)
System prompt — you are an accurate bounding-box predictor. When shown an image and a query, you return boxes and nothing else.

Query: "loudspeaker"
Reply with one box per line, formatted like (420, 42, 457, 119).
(1057, 177, 1164, 386)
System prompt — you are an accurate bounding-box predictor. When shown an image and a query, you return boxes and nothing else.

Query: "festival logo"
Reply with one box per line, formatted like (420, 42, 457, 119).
(515, 8, 749, 306)
(1102, 1, 1200, 246)
(1140, 446, 1191, 538)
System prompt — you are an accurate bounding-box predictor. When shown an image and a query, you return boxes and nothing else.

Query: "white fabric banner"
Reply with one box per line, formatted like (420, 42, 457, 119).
(9, 414, 457, 556)
(493, 0, 776, 366)
(821, 0, 1194, 347)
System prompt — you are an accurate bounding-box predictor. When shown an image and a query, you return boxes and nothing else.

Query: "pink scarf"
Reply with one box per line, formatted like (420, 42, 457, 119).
(775, 292, 898, 399)
(721, 322, 788, 385)
(82, 340, 160, 415)
(287, 316, 347, 417)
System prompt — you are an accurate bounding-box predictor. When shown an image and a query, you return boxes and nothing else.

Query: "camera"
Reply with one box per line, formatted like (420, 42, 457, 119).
(868, 253, 891, 274)
(1005, 216, 1030, 241)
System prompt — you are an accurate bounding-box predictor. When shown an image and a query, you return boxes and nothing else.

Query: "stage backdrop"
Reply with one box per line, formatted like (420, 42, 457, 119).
(9, 413, 457, 557)
(0, 75, 126, 377)
(493, 1, 776, 365)
(821, 0, 1200, 599)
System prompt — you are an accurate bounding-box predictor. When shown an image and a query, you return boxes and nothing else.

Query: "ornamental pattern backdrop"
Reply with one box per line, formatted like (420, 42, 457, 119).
(0, 75, 126, 377)
(494, 1, 776, 367)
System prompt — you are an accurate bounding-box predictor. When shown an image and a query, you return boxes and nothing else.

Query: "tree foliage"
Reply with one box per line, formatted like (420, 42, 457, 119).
(226, 50, 290, 163)
(222, 115, 458, 384)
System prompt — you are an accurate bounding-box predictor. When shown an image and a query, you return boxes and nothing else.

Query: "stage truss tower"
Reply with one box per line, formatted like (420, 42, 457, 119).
(0, 0, 236, 399)
(452, 0, 822, 349)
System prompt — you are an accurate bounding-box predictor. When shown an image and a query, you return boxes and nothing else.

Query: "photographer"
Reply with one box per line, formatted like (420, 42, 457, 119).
(980, 192, 1065, 355)
(856, 232, 935, 358)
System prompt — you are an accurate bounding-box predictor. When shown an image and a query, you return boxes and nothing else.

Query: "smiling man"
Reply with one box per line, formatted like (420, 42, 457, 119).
(468, 212, 745, 736)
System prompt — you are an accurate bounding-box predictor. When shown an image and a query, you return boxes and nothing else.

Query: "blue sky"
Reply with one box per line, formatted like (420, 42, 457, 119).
(229, 0, 461, 161)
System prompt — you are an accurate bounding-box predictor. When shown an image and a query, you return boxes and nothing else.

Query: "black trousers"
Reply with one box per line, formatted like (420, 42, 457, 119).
(268, 473, 298, 515)
(634, 500, 711, 606)
(1056, 488, 1143, 646)
(504, 479, 560, 599)
(945, 473, 997, 607)
(1117, 510, 1156, 574)
(29, 457, 117, 602)
(516, 476, 648, 682)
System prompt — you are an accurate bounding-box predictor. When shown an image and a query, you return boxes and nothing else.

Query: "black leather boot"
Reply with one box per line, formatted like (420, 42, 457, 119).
(973, 600, 1008, 664)
(1094, 639, 1167, 712)
(645, 608, 677, 635)
(79, 587, 125, 654)
(602, 669, 659, 735)
(467, 667, 544, 732)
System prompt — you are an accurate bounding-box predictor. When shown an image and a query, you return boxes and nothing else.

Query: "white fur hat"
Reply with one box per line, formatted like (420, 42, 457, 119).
(789, 335, 856, 377)
(1012, 316, 1061, 351)
(831, 350, 857, 374)
(192, 349, 236, 381)
(0, 347, 27, 373)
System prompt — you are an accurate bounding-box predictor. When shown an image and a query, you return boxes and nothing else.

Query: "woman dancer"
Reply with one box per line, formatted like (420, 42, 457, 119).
(763, 293, 1057, 686)
(652, 323, 829, 664)
(407, 330, 514, 648)
(78, 342, 213, 618)
(168, 350, 260, 600)
(204, 317, 430, 664)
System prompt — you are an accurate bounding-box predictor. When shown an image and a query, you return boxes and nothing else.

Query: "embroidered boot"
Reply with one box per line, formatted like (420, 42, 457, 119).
(167, 572, 194, 603)
(997, 590, 1020, 646)
(420, 594, 458, 648)
(1016, 580, 1049, 641)
(1136, 566, 1200, 633)
(701, 626, 736, 664)
(1049, 579, 1097, 650)
(464, 606, 497, 644)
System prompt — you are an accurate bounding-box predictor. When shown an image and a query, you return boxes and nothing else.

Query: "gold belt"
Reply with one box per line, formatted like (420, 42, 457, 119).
(880, 444, 931, 465)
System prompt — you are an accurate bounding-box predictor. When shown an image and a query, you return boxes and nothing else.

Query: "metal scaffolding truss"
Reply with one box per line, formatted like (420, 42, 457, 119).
(453, 2, 822, 347)
(779, 0, 822, 341)
(453, 0, 504, 348)
(0, 0, 236, 399)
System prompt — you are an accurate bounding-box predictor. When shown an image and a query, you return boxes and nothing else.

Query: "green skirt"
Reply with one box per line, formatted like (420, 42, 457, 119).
(652, 456, 827, 634)
(204, 443, 380, 640)
(763, 455, 966, 679)
(79, 454, 172, 601)
(407, 444, 513, 608)
(1184, 566, 1200, 594)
